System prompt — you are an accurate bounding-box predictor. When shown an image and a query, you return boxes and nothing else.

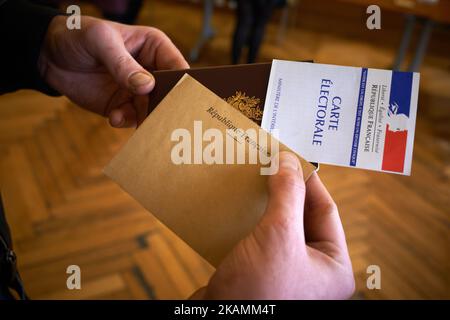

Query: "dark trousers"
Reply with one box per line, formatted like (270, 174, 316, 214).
(0, 196, 27, 300)
(231, 0, 278, 64)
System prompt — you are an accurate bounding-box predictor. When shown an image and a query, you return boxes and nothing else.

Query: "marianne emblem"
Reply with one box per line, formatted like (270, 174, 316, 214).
(225, 91, 263, 123)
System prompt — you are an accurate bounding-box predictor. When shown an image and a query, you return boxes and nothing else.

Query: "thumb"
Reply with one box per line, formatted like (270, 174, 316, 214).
(91, 24, 155, 95)
(260, 152, 306, 240)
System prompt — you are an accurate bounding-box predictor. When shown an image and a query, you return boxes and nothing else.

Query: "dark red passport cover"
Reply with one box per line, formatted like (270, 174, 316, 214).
(148, 63, 272, 126)
(147, 61, 318, 168)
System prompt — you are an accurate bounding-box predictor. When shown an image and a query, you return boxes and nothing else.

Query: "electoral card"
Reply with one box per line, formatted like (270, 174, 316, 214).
(262, 60, 420, 175)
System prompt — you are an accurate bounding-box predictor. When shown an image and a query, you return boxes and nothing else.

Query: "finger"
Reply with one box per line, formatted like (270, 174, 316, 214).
(304, 172, 348, 253)
(136, 28, 189, 71)
(260, 152, 306, 240)
(108, 103, 137, 128)
(87, 22, 155, 94)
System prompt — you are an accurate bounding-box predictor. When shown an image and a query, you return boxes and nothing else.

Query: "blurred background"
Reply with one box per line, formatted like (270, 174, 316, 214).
(0, 0, 449, 299)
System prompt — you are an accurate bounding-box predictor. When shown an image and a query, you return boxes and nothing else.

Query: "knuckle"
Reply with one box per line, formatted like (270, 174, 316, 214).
(273, 215, 298, 238)
(327, 200, 338, 213)
(140, 27, 168, 45)
(114, 54, 131, 73)
(83, 20, 110, 40)
(148, 27, 169, 40)
(273, 170, 305, 194)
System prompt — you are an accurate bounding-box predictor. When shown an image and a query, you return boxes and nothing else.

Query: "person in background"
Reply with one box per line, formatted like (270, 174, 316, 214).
(0, 0, 354, 300)
(231, 0, 285, 64)
(94, 0, 144, 24)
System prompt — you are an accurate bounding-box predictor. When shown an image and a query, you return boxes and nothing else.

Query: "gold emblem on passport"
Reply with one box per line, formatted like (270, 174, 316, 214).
(225, 91, 263, 123)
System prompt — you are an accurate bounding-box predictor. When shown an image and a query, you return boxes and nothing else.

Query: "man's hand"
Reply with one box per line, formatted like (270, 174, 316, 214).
(38, 15, 189, 128)
(193, 152, 355, 299)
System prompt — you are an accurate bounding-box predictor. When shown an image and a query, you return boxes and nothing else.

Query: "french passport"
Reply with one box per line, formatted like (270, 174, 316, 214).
(148, 61, 318, 169)
(148, 63, 273, 126)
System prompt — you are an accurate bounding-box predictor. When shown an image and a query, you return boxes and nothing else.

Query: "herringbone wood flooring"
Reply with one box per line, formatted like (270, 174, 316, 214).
(0, 0, 448, 299)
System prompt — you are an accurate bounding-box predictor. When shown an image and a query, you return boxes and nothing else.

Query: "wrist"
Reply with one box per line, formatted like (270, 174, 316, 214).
(0, 0, 61, 94)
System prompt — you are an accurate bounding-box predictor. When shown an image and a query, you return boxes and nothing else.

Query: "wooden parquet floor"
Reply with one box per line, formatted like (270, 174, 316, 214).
(0, 0, 448, 299)
(0, 92, 214, 299)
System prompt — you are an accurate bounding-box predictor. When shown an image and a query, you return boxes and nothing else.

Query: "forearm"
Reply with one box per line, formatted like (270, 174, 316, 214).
(0, 0, 61, 95)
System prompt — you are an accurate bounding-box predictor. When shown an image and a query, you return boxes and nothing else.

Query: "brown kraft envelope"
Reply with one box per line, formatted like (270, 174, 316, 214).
(104, 75, 315, 267)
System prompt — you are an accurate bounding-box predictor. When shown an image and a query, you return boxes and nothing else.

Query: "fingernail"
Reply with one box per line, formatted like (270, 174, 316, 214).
(110, 113, 124, 127)
(279, 152, 300, 171)
(129, 72, 153, 89)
